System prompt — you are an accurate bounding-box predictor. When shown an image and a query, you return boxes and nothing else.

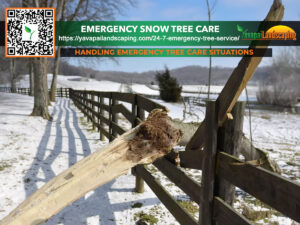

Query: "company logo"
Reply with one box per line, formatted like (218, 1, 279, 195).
(22, 24, 38, 42)
(237, 24, 297, 41)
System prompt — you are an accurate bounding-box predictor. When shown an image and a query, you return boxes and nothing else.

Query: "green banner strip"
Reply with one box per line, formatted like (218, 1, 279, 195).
(55, 21, 299, 46)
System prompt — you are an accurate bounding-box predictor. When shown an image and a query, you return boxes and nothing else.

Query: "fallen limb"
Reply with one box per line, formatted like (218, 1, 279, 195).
(0, 109, 182, 225)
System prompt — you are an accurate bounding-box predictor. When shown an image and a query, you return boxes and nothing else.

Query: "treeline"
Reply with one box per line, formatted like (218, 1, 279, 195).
(257, 47, 300, 106)
(92, 65, 273, 85)
(0, 57, 273, 86)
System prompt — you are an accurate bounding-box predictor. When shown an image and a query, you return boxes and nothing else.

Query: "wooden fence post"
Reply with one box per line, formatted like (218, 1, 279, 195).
(89, 93, 92, 123)
(92, 93, 96, 130)
(85, 93, 89, 122)
(131, 96, 137, 177)
(97, 95, 100, 132)
(99, 96, 105, 141)
(111, 98, 119, 138)
(135, 98, 145, 193)
(217, 101, 245, 205)
(108, 94, 113, 142)
(199, 101, 218, 225)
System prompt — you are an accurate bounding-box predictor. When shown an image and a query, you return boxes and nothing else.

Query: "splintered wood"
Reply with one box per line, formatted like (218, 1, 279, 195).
(0, 109, 182, 225)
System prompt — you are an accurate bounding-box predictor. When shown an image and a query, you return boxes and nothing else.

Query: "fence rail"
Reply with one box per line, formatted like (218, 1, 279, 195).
(0, 86, 299, 224)
(0, 87, 69, 98)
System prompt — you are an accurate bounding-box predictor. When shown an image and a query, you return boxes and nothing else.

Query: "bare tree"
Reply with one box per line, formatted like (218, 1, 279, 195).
(2, 1, 21, 93)
(257, 47, 300, 106)
(205, 0, 217, 100)
(31, 58, 51, 119)
(49, 0, 135, 102)
(29, 0, 56, 119)
(49, 0, 65, 102)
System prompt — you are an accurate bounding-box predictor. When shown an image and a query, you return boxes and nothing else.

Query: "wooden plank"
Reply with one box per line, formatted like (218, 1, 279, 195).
(213, 197, 251, 225)
(97, 102, 111, 112)
(1, 109, 182, 225)
(217, 102, 245, 205)
(165, 150, 204, 170)
(92, 94, 96, 130)
(135, 105, 145, 193)
(85, 98, 110, 112)
(96, 112, 110, 125)
(81, 102, 110, 126)
(96, 124, 110, 138)
(111, 92, 135, 103)
(199, 101, 218, 225)
(90, 116, 100, 132)
(108, 95, 113, 141)
(111, 121, 126, 135)
(136, 94, 167, 112)
(153, 157, 202, 204)
(218, 152, 300, 223)
(99, 96, 105, 141)
(111, 98, 119, 137)
(136, 165, 198, 225)
(112, 104, 134, 123)
(96, 91, 112, 98)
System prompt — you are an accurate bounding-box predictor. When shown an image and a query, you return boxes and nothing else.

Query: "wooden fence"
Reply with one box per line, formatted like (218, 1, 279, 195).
(0, 87, 69, 98)
(1, 86, 299, 224)
(69, 88, 300, 225)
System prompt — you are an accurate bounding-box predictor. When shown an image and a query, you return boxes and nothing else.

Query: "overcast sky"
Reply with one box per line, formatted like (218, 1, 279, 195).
(71, 0, 300, 72)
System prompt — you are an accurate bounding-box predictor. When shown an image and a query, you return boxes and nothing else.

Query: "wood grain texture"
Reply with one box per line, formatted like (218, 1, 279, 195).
(199, 102, 218, 225)
(213, 197, 251, 225)
(153, 157, 202, 204)
(136, 165, 198, 225)
(1, 110, 182, 225)
(218, 152, 300, 223)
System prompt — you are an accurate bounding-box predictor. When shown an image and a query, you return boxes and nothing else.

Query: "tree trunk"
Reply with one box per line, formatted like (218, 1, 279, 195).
(44, 62, 50, 107)
(0, 109, 182, 225)
(10, 59, 17, 93)
(30, 58, 51, 120)
(50, 47, 61, 102)
(29, 59, 34, 96)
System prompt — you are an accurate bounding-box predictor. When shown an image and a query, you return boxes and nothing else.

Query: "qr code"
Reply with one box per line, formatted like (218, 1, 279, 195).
(5, 8, 55, 57)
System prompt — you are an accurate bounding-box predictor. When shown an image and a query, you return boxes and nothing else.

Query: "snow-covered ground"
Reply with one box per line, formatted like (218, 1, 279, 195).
(1, 75, 299, 224)
(0, 93, 190, 225)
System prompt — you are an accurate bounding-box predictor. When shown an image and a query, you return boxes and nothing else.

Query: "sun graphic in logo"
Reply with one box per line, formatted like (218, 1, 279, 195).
(266, 25, 295, 34)
(264, 25, 297, 41)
